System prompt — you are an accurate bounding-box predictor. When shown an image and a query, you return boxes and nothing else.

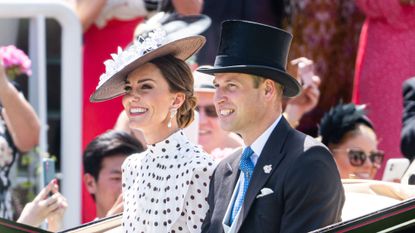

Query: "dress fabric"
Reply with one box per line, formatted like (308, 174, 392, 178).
(0, 106, 17, 220)
(122, 130, 216, 233)
(352, 0, 415, 177)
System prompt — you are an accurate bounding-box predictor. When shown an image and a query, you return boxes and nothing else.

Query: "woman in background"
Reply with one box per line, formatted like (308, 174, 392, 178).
(0, 55, 40, 220)
(319, 103, 384, 179)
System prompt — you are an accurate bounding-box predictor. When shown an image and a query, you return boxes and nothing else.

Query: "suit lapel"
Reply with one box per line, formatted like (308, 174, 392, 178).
(218, 148, 242, 215)
(235, 117, 292, 232)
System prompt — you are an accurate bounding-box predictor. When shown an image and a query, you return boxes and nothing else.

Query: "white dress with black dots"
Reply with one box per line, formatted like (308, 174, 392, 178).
(122, 130, 216, 233)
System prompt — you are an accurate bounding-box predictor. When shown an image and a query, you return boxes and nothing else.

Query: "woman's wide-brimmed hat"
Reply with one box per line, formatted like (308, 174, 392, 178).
(90, 29, 206, 102)
(197, 20, 301, 97)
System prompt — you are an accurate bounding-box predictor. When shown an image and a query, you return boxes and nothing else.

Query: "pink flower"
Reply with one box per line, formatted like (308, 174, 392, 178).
(0, 45, 32, 80)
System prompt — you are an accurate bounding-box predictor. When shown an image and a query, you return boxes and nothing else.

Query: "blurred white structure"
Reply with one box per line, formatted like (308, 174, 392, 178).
(0, 0, 82, 229)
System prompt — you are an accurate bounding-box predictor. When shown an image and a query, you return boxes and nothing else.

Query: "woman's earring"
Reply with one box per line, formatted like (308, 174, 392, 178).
(168, 108, 177, 128)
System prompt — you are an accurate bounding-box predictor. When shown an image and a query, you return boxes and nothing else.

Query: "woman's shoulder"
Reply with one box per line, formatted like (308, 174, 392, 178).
(185, 147, 216, 175)
(121, 150, 148, 169)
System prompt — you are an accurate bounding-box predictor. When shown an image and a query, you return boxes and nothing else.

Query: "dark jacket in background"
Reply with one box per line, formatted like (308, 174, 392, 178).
(197, 0, 285, 65)
(401, 77, 415, 161)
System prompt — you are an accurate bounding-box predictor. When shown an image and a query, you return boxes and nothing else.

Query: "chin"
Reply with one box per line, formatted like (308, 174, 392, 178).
(129, 121, 145, 131)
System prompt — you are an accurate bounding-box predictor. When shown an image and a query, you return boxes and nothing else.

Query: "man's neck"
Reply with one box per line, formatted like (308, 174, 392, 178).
(241, 112, 281, 146)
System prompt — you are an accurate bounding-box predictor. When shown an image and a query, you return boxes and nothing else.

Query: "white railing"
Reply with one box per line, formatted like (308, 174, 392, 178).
(0, 0, 82, 229)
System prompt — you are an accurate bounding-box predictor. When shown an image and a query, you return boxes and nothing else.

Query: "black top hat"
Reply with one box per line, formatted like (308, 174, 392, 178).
(197, 20, 301, 97)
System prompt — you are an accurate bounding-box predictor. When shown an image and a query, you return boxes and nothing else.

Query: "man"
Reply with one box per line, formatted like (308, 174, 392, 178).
(198, 20, 344, 233)
(83, 130, 144, 219)
(194, 68, 244, 158)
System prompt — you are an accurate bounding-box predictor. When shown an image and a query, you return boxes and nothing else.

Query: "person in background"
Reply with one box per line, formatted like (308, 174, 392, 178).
(0, 49, 40, 220)
(319, 103, 384, 180)
(83, 130, 145, 219)
(284, 0, 364, 136)
(199, 20, 344, 233)
(17, 179, 67, 232)
(401, 77, 415, 161)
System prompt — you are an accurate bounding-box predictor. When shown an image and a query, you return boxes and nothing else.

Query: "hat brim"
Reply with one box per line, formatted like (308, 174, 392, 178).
(90, 35, 206, 102)
(197, 65, 301, 97)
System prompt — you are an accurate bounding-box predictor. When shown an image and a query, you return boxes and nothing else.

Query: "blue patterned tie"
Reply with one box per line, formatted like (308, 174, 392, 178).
(230, 146, 255, 224)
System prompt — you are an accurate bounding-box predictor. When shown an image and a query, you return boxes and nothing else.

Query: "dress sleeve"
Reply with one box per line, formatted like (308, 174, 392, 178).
(183, 162, 215, 233)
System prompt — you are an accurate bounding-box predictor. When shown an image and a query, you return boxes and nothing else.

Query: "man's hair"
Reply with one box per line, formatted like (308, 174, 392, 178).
(83, 130, 145, 180)
(251, 75, 284, 98)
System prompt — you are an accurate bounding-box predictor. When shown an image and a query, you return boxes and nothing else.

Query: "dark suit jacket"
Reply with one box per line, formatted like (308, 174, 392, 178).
(401, 78, 415, 161)
(202, 117, 345, 233)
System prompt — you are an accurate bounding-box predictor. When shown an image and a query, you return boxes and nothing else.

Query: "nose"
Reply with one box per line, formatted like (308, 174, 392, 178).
(214, 89, 225, 105)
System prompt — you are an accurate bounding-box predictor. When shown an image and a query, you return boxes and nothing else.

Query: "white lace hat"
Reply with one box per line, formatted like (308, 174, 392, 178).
(90, 29, 206, 102)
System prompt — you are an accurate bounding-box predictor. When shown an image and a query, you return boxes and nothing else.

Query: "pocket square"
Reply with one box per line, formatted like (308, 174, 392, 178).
(256, 187, 274, 198)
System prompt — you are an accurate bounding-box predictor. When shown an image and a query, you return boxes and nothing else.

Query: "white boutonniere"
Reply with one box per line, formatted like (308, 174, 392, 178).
(263, 164, 272, 174)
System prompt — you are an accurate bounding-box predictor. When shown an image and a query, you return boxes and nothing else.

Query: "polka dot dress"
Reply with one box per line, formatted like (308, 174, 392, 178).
(122, 130, 216, 233)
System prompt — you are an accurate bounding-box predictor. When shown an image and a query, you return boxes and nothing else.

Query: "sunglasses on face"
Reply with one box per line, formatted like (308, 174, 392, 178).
(335, 149, 385, 167)
(195, 105, 218, 118)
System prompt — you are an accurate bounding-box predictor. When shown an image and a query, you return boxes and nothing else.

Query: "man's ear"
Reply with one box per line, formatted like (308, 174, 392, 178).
(171, 92, 186, 109)
(84, 173, 97, 195)
(263, 79, 276, 97)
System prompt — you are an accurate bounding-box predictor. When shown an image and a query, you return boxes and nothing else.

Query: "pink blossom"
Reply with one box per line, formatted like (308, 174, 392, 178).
(0, 45, 32, 80)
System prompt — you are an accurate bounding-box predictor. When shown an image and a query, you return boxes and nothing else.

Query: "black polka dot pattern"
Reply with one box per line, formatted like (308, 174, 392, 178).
(122, 130, 216, 232)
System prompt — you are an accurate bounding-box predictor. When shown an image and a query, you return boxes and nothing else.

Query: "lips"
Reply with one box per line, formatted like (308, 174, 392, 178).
(354, 172, 370, 179)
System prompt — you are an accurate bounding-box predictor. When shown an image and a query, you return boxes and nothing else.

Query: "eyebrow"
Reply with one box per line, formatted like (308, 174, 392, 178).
(124, 78, 154, 84)
(214, 77, 241, 85)
(109, 169, 122, 174)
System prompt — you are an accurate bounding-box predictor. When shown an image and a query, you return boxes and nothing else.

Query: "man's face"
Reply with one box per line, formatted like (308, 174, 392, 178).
(85, 154, 127, 217)
(213, 73, 268, 138)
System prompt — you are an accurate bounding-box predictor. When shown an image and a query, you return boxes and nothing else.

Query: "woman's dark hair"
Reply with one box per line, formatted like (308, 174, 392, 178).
(319, 103, 374, 146)
(150, 54, 196, 128)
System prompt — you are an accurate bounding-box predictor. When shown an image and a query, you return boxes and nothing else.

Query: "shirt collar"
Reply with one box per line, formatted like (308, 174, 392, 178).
(249, 115, 282, 165)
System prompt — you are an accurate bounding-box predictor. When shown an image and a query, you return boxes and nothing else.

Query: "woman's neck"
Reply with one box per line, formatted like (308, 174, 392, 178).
(142, 123, 180, 145)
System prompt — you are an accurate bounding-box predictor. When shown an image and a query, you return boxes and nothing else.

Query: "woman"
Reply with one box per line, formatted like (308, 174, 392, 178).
(319, 103, 384, 179)
(72, 1, 204, 220)
(90, 32, 215, 232)
(0, 58, 40, 219)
